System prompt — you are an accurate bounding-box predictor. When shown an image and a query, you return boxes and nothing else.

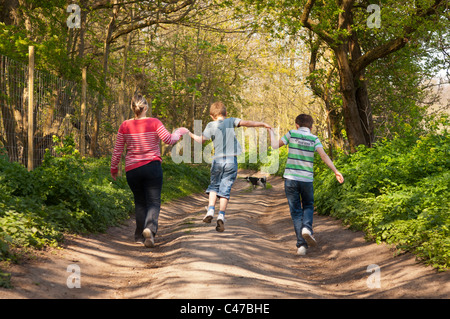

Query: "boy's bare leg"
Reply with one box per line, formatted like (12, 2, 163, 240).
(208, 191, 218, 207)
(204, 193, 228, 232)
(219, 197, 228, 212)
(203, 191, 217, 223)
(215, 197, 228, 232)
(207, 192, 228, 211)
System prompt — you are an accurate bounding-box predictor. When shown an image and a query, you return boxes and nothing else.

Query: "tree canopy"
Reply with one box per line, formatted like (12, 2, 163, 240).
(0, 0, 448, 156)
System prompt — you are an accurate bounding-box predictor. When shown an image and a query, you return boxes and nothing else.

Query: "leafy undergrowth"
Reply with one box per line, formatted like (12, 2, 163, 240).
(314, 124, 449, 271)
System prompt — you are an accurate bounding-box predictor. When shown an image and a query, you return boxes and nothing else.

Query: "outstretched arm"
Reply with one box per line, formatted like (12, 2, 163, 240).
(268, 128, 285, 149)
(316, 147, 344, 183)
(157, 125, 189, 145)
(238, 120, 272, 129)
(189, 132, 208, 144)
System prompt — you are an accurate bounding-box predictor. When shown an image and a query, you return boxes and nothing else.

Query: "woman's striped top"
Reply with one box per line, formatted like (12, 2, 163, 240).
(111, 118, 181, 174)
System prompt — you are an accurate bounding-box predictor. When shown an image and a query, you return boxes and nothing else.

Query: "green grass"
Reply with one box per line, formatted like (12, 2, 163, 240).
(160, 160, 210, 203)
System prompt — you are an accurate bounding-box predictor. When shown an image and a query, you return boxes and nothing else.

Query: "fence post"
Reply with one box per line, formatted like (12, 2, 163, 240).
(27, 46, 34, 171)
(80, 67, 87, 156)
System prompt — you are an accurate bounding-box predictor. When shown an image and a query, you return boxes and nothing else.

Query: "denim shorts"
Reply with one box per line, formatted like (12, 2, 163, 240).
(206, 156, 238, 199)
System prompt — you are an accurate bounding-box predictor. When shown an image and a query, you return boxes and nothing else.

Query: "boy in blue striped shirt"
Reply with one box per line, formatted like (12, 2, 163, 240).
(269, 114, 344, 255)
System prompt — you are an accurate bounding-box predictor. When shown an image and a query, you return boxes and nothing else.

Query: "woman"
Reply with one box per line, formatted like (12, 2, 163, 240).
(111, 93, 188, 247)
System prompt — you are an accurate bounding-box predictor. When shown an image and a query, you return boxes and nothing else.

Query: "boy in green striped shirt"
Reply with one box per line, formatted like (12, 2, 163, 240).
(269, 114, 344, 255)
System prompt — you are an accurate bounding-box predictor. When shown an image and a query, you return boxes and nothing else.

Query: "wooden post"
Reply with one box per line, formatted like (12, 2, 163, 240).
(27, 46, 34, 171)
(80, 67, 87, 156)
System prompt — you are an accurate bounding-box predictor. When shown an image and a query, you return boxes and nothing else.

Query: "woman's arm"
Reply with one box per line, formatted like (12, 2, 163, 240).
(157, 125, 189, 145)
(111, 132, 125, 180)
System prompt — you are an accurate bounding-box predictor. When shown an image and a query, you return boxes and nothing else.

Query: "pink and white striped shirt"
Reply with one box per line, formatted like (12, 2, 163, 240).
(110, 118, 181, 174)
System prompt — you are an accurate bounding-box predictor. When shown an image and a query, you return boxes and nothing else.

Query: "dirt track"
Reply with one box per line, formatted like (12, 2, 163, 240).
(1, 172, 449, 299)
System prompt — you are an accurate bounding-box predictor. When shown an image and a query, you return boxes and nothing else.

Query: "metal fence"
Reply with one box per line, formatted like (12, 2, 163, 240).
(0, 53, 28, 165)
(0, 47, 116, 170)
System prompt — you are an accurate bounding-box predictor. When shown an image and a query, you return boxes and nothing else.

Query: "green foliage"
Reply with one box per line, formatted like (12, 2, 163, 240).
(140, 26, 246, 126)
(314, 117, 450, 270)
(161, 160, 210, 203)
(237, 140, 289, 177)
(0, 135, 210, 266)
(0, 270, 12, 289)
(237, 144, 289, 176)
(366, 47, 438, 139)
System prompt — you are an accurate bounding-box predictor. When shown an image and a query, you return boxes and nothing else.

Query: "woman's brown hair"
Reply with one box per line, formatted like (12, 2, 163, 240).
(131, 93, 149, 118)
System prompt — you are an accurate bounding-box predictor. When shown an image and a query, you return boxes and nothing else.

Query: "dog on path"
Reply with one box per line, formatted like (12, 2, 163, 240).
(245, 176, 267, 189)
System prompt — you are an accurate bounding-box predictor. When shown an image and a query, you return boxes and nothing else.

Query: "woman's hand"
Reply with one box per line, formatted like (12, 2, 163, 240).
(176, 127, 190, 135)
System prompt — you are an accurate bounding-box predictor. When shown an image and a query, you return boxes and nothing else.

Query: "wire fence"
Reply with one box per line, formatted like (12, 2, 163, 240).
(0, 49, 117, 169)
(1, 54, 27, 164)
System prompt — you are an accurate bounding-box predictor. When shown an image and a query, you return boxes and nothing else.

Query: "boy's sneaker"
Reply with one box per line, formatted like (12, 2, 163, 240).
(216, 214, 225, 232)
(301, 228, 317, 247)
(135, 235, 145, 245)
(203, 207, 214, 223)
(297, 246, 307, 256)
(142, 228, 155, 248)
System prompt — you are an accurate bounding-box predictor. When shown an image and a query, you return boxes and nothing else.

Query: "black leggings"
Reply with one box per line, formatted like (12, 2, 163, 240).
(126, 161, 163, 241)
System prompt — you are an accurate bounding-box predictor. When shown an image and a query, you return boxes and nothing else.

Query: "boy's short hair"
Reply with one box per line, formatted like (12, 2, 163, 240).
(210, 101, 227, 118)
(295, 114, 313, 129)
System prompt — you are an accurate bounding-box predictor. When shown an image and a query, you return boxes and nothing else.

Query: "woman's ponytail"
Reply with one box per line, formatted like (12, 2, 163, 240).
(131, 93, 148, 118)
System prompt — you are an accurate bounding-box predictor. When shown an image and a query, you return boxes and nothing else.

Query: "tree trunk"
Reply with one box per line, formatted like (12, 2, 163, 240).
(307, 37, 344, 156)
(347, 11, 374, 147)
(90, 1, 119, 157)
(77, 0, 87, 61)
(119, 32, 131, 124)
(0, 0, 19, 25)
(354, 75, 374, 146)
(334, 46, 368, 152)
(0, 56, 19, 162)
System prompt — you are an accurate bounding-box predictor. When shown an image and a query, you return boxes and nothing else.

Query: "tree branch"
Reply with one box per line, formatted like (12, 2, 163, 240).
(109, 0, 196, 42)
(351, 0, 445, 74)
(300, 0, 336, 46)
(90, 0, 182, 10)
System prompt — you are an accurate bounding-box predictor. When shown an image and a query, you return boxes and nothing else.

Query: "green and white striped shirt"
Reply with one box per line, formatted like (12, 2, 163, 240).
(281, 127, 323, 182)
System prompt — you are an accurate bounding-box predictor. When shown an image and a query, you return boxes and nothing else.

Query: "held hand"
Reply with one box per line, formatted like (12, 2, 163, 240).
(176, 127, 190, 135)
(111, 172, 118, 181)
(335, 171, 344, 184)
